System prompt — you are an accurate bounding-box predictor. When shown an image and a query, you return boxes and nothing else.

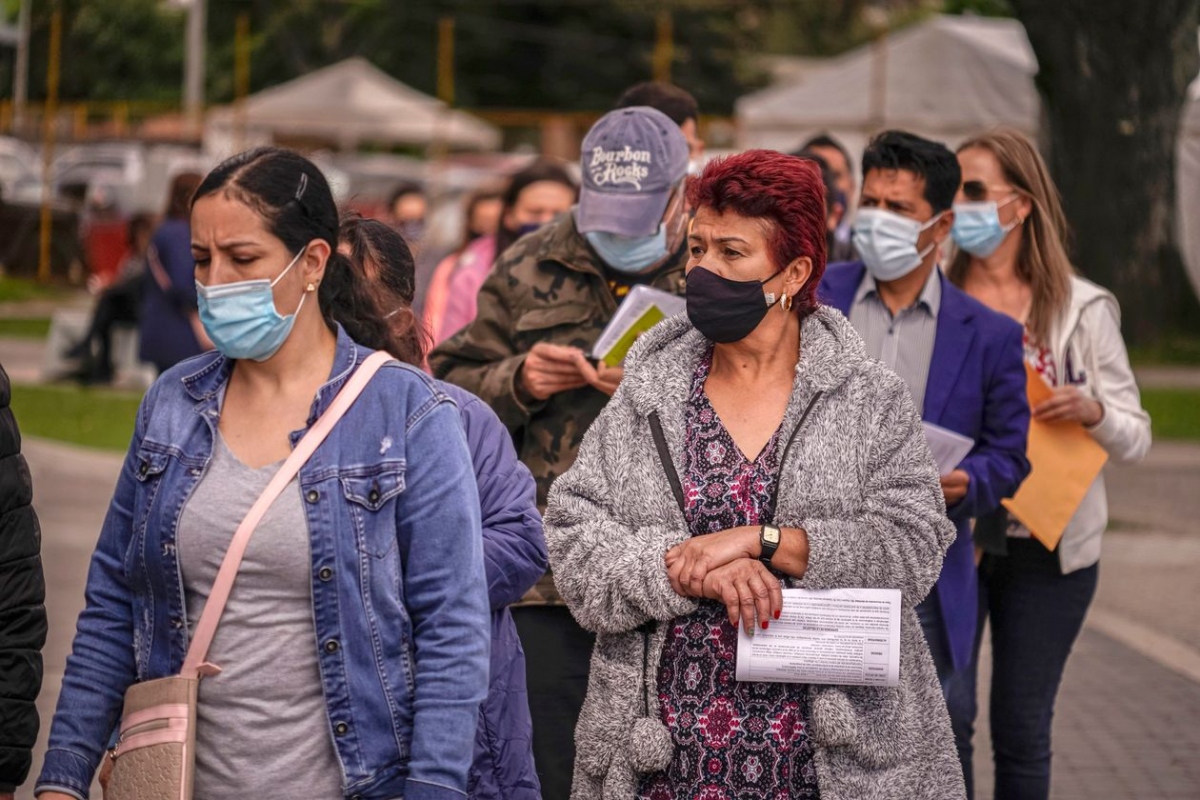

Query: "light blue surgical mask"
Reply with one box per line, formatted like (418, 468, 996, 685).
(585, 224, 669, 274)
(196, 249, 307, 361)
(951, 195, 1019, 258)
(852, 207, 944, 282)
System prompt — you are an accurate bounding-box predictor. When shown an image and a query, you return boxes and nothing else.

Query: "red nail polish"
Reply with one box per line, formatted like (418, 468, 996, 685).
(761, 620, 769, 630)
(774, 609, 781, 620)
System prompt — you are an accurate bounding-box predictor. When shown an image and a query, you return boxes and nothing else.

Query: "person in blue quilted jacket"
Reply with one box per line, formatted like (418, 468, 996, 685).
(336, 214, 547, 800)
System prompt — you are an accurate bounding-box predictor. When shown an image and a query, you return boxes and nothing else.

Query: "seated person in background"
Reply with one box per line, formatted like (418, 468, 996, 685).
(67, 214, 155, 384)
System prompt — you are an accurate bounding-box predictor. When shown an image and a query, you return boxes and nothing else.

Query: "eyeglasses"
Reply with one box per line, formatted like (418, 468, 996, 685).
(961, 180, 1021, 203)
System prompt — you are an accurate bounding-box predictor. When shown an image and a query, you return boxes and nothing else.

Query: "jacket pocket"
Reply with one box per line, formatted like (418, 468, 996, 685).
(340, 462, 406, 559)
(133, 447, 171, 483)
(340, 462, 406, 510)
(514, 303, 595, 336)
(574, 639, 641, 781)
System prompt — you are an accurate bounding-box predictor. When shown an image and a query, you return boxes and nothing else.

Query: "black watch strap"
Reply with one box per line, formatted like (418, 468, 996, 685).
(759, 524, 781, 568)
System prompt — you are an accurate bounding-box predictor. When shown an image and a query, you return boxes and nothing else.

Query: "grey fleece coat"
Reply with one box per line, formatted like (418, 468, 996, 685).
(544, 308, 966, 800)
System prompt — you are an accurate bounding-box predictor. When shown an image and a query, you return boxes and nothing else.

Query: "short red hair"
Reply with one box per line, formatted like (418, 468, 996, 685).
(687, 150, 827, 317)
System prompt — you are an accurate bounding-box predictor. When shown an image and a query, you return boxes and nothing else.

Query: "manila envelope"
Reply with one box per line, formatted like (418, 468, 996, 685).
(1001, 363, 1108, 550)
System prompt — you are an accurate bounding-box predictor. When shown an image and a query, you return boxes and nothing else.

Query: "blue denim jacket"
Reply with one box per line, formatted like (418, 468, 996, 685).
(37, 327, 490, 800)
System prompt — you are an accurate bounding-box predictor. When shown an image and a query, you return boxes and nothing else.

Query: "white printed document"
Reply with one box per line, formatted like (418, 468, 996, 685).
(921, 421, 975, 476)
(736, 588, 902, 687)
(590, 284, 686, 367)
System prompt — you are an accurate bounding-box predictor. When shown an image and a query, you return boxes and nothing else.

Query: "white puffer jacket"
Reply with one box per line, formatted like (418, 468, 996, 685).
(1052, 276, 1152, 573)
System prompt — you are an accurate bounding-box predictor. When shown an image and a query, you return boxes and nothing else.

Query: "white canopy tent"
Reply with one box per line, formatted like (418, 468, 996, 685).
(1173, 76, 1200, 298)
(205, 57, 501, 155)
(737, 15, 1039, 157)
(737, 14, 1200, 296)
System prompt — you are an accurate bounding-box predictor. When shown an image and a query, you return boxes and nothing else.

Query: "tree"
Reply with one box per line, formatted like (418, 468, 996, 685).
(5, 0, 185, 104)
(1010, 0, 1200, 343)
(5, 0, 772, 114)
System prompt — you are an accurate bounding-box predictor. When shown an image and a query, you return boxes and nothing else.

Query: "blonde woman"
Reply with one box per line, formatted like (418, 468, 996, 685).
(949, 128, 1152, 800)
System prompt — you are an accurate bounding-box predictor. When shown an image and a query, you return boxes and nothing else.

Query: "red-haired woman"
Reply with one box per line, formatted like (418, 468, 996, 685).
(545, 151, 964, 799)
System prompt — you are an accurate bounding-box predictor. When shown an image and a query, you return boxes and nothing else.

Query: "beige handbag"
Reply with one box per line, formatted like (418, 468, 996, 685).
(104, 350, 391, 800)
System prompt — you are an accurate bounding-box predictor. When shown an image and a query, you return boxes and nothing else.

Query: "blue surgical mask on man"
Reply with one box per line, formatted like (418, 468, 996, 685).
(585, 224, 669, 274)
(951, 195, 1019, 258)
(852, 207, 944, 282)
(196, 248, 307, 361)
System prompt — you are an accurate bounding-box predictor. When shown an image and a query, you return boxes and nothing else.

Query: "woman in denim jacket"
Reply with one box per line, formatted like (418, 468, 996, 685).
(37, 148, 491, 800)
(336, 215, 546, 800)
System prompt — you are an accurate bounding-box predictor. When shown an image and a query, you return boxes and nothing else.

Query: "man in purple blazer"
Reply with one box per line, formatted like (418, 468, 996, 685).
(817, 130, 1030, 793)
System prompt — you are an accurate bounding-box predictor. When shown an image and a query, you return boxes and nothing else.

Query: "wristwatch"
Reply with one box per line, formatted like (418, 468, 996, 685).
(759, 524, 781, 569)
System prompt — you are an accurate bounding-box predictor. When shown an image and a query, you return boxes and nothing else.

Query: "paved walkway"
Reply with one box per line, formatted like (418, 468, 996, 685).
(7, 343, 1200, 798)
(975, 626, 1200, 799)
(1134, 365, 1200, 390)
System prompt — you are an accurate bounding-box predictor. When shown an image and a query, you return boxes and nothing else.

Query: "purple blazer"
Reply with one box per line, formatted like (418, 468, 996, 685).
(820, 262, 1030, 670)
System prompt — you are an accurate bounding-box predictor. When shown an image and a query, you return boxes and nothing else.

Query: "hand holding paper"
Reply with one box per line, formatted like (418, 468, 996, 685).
(520, 342, 590, 400)
(1001, 364, 1108, 550)
(591, 284, 686, 367)
(736, 588, 902, 687)
(922, 421, 975, 476)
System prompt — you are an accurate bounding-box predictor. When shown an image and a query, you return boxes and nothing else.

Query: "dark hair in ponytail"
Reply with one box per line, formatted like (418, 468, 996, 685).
(192, 147, 412, 357)
(335, 214, 429, 366)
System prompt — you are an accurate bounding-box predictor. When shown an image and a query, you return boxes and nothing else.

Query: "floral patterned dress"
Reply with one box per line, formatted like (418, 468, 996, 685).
(637, 350, 821, 800)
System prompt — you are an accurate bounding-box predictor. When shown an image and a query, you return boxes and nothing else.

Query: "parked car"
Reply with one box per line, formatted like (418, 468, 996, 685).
(50, 141, 212, 215)
(0, 136, 43, 204)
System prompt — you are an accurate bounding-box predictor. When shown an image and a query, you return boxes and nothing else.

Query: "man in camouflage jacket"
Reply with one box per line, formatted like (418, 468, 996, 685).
(429, 106, 690, 800)
(429, 211, 687, 514)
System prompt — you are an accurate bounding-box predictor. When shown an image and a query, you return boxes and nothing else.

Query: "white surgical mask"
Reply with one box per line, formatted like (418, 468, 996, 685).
(585, 224, 669, 274)
(852, 207, 944, 282)
(951, 195, 1019, 258)
(196, 249, 306, 361)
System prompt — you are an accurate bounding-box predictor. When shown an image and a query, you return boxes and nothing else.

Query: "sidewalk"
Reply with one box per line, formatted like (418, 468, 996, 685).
(974, 625, 1200, 799)
(1134, 365, 1200, 390)
(10, 395, 1200, 799)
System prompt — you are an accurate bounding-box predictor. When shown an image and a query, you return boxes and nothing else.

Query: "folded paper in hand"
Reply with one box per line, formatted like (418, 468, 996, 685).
(591, 284, 686, 367)
(736, 588, 902, 687)
(922, 421, 975, 477)
(1001, 363, 1108, 551)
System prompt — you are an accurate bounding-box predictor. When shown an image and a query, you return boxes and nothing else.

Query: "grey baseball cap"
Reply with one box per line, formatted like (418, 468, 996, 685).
(576, 106, 689, 237)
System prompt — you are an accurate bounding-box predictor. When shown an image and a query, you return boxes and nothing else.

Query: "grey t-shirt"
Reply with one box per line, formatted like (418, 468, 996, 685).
(178, 434, 343, 797)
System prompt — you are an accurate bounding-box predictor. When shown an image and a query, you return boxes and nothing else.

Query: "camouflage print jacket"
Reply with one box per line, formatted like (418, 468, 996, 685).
(429, 212, 687, 605)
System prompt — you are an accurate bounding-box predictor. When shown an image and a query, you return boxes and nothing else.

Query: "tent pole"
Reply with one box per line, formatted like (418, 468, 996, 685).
(868, 26, 889, 133)
(38, 7, 61, 285)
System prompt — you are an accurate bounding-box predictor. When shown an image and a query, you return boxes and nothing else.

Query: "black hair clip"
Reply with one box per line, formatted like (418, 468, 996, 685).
(295, 173, 309, 202)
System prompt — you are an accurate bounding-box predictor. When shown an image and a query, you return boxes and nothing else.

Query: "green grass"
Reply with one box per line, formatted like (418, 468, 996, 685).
(1141, 388, 1200, 441)
(0, 276, 62, 304)
(5, 383, 1198, 454)
(0, 317, 52, 338)
(1128, 336, 1200, 367)
(9, 382, 141, 451)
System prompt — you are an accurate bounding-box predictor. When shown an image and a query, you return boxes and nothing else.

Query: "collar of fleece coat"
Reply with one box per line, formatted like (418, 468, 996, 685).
(620, 305, 869, 422)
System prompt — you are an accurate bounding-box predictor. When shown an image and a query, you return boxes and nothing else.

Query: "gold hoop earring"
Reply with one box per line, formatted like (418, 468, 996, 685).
(780, 293, 793, 312)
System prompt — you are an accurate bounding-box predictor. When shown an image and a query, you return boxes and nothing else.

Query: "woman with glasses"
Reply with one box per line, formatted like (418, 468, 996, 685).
(949, 129, 1152, 800)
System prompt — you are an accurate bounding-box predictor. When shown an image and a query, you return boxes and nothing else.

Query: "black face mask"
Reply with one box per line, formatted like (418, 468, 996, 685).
(686, 266, 784, 343)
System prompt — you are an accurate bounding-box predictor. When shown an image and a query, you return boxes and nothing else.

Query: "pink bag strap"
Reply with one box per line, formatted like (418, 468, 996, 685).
(180, 350, 393, 679)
